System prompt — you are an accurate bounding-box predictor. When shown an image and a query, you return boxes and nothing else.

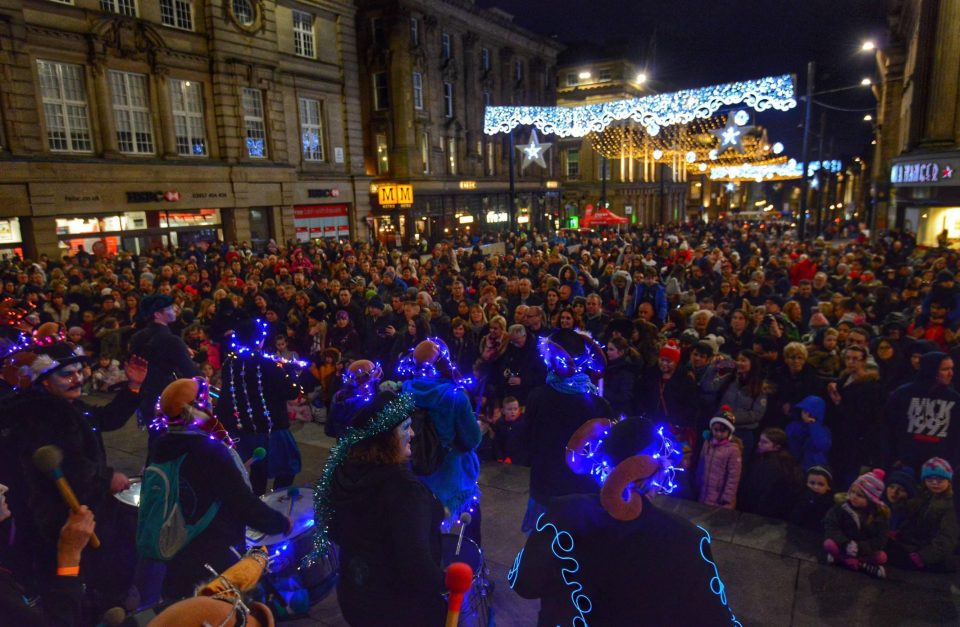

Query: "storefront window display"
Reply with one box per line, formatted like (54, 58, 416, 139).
(56, 209, 222, 254)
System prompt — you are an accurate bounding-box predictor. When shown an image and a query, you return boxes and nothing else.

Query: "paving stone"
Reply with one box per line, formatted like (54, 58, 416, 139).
(709, 540, 799, 627)
(731, 511, 822, 562)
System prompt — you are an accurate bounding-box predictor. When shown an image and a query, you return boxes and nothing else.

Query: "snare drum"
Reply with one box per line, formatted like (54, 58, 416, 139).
(245, 486, 337, 610)
(441, 533, 490, 627)
(114, 476, 142, 508)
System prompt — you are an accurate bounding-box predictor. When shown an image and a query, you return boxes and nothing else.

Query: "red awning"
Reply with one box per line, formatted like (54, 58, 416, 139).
(583, 207, 628, 226)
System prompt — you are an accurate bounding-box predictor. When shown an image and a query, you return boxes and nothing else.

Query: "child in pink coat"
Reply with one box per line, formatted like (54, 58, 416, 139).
(696, 406, 743, 509)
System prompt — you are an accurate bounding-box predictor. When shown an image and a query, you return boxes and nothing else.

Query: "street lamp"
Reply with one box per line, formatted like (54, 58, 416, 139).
(861, 40, 876, 51)
(863, 114, 873, 121)
(860, 78, 872, 86)
(635, 72, 648, 84)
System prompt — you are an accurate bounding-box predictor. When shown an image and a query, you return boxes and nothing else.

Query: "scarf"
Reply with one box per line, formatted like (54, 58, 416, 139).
(546, 371, 598, 396)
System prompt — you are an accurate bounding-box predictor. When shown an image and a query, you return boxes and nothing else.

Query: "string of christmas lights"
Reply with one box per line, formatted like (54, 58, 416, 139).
(484, 74, 796, 137)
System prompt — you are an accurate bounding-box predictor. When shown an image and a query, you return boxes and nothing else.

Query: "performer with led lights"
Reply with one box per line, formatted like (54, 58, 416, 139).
(143, 377, 290, 600)
(520, 331, 612, 531)
(214, 319, 304, 496)
(328, 359, 383, 438)
(508, 416, 741, 626)
(399, 338, 483, 540)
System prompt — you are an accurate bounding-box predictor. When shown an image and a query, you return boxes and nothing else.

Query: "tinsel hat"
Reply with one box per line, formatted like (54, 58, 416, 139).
(302, 390, 415, 566)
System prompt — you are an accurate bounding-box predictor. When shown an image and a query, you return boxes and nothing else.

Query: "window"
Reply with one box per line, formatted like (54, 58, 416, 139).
(566, 73, 578, 86)
(231, 0, 255, 26)
(373, 72, 389, 110)
(441, 32, 451, 60)
(371, 17, 385, 47)
(565, 149, 580, 178)
(169, 79, 206, 156)
(292, 10, 315, 58)
(409, 17, 419, 46)
(242, 88, 267, 158)
(482, 91, 491, 108)
(442, 81, 453, 118)
(420, 132, 430, 174)
(480, 47, 490, 72)
(514, 59, 523, 82)
(37, 60, 92, 153)
(299, 97, 324, 161)
(598, 69, 612, 82)
(101, 0, 136, 16)
(159, 0, 193, 30)
(375, 133, 389, 175)
(485, 141, 495, 176)
(412, 72, 423, 110)
(447, 137, 457, 175)
(109, 71, 153, 155)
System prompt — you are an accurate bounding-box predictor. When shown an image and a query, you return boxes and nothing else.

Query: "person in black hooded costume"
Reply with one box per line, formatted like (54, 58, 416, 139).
(886, 351, 960, 473)
(518, 328, 612, 531)
(508, 416, 739, 626)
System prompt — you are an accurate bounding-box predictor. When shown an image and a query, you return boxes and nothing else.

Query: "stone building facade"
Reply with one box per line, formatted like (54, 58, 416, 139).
(871, 0, 960, 245)
(354, 0, 563, 246)
(0, 0, 368, 258)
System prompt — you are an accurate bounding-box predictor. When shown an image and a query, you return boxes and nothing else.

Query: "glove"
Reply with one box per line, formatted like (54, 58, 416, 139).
(909, 552, 924, 569)
(845, 541, 858, 557)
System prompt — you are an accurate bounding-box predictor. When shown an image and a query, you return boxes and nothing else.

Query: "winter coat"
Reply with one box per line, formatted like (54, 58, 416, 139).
(807, 346, 842, 379)
(766, 364, 825, 429)
(129, 322, 201, 417)
(897, 490, 959, 567)
(91, 360, 127, 392)
(330, 461, 446, 627)
(602, 356, 639, 416)
(402, 377, 481, 515)
(826, 368, 883, 486)
(628, 280, 668, 322)
(738, 451, 802, 520)
(522, 383, 613, 502)
(696, 437, 743, 508)
(885, 351, 960, 472)
(718, 377, 767, 433)
(823, 501, 889, 557)
(216, 353, 300, 434)
(636, 370, 699, 430)
(790, 488, 834, 532)
(786, 396, 832, 469)
(509, 494, 736, 627)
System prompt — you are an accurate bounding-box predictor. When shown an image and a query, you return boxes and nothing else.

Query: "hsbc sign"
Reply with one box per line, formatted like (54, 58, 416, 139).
(126, 190, 183, 203)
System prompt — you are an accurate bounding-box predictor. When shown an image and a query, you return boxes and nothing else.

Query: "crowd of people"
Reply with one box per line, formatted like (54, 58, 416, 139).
(1, 217, 959, 624)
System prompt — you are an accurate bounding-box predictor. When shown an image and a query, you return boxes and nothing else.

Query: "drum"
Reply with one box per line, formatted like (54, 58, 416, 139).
(441, 533, 491, 627)
(114, 476, 142, 508)
(245, 486, 337, 612)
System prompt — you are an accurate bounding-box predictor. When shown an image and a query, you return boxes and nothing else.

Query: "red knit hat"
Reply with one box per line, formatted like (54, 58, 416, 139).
(659, 340, 681, 364)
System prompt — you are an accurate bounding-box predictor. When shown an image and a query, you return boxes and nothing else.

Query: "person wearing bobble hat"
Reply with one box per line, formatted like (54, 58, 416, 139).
(823, 469, 890, 578)
(696, 406, 743, 509)
(508, 416, 739, 626)
(636, 339, 699, 453)
(887, 458, 959, 571)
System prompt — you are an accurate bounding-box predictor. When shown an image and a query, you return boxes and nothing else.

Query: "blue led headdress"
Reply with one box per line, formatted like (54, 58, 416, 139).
(566, 417, 683, 521)
(537, 333, 605, 378)
(395, 337, 474, 389)
(485, 74, 797, 138)
(341, 359, 383, 404)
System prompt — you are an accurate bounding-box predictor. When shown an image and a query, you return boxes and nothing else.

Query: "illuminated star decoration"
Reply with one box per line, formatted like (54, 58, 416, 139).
(711, 113, 754, 155)
(515, 128, 552, 172)
(943, 165, 954, 180)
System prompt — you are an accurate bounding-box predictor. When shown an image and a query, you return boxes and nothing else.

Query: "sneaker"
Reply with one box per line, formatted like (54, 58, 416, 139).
(859, 562, 886, 579)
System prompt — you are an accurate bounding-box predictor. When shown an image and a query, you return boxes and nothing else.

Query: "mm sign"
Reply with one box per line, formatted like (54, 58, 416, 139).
(377, 184, 414, 207)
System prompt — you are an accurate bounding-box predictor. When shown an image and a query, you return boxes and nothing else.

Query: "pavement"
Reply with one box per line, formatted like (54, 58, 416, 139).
(102, 414, 960, 626)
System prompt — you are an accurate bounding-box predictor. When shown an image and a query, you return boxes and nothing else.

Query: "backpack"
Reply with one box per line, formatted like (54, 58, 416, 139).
(410, 407, 447, 476)
(136, 452, 220, 561)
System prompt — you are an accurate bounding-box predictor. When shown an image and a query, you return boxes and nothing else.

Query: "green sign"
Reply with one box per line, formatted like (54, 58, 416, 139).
(568, 216, 579, 229)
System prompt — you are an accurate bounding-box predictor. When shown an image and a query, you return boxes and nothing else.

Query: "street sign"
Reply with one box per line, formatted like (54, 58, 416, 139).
(624, 205, 633, 215)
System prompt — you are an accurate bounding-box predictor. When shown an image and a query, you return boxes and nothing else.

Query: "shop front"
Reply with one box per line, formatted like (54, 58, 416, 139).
(889, 151, 960, 246)
(55, 209, 222, 255)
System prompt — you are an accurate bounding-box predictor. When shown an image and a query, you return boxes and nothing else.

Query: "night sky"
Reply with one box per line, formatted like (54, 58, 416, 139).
(479, 0, 886, 161)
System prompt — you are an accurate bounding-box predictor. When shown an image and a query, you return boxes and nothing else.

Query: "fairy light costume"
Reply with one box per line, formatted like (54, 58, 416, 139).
(327, 359, 383, 438)
(214, 319, 304, 496)
(508, 416, 742, 627)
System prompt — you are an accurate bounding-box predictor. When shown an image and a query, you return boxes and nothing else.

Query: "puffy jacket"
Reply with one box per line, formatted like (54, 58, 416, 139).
(719, 378, 767, 432)
(696, 437, 742, 509)
(786, 395, 832, 469)
(898, 491, 959, 567)
(823, 501, 889, 557)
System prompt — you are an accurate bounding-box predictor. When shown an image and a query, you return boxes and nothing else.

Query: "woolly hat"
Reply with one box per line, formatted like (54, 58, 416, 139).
(709, 405, 736, 433)
(808, 312, 830, 329)
(851, 469, 886, 506)
(807, 464, 833, 486)
(679, 328, 699, 345)
(140, 293, 174, 317)
(659, 340, 681, 364)
(367, 295, 385, 310)
(885, 466, 918, 498)
(921, 457, 953, 482)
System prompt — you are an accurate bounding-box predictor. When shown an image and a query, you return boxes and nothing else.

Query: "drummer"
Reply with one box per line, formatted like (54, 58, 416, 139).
(142, 378, 291, 601)
(305, 390, 446, 626)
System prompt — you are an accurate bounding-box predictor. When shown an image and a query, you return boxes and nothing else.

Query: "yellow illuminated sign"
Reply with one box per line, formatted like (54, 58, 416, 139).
(376, 184, 414, 207)
(459, 181, 477, 190)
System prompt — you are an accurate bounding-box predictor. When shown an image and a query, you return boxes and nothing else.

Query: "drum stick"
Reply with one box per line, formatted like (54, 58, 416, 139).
(286, 487, 299, 517)
(244, 447, 267, 471)
(32, 446, 101, 549)
(454, 512, 472, 557)
(444, 562, 473, 627)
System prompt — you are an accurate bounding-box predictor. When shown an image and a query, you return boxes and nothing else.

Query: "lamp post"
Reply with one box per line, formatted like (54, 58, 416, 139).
(798, 62, 815, 241)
